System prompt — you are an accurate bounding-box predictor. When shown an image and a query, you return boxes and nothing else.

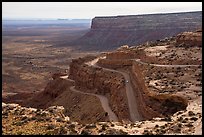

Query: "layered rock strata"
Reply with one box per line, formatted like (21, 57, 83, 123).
(176, 29, 202, 47)
(97, 58, 188, 120)
(69, 57, 130, 121)
(130, 61, 188, 119)
(73, 11, 202, 50)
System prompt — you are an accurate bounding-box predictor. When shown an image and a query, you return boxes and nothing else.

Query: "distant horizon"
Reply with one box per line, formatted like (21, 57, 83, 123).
(2, 2, 202, 20)
(2, 10, 202, 21)
(2, 18, 92, 20)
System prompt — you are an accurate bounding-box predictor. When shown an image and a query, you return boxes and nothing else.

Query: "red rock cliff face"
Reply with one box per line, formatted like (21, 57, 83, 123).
(97, 50, 189, 120)
(73, 11, 202, 51)
(130, 61, 188, 120)
(69, 58, 130, 121)
(97, 59, 132, 69)
(106, 51, 135, 59)
(176, 29, 202, 47)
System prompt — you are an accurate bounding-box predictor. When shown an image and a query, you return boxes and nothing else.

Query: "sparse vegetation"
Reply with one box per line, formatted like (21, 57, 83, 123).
(2, 15, 202, 135)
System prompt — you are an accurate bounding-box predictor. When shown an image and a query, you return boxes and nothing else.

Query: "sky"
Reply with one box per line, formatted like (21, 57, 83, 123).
(2, 2, 202, 20)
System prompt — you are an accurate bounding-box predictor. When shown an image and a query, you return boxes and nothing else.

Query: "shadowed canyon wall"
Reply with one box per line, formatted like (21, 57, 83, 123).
(130, 61, 188, 119)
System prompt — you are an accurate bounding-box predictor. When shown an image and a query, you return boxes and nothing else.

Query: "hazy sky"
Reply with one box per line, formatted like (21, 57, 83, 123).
(2, 2, 202, 19)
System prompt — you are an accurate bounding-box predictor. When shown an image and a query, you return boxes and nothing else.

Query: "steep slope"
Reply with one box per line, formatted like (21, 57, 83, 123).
(24, 76, 109, 124)
(96, 29, 202, 120)
(73, 11, 202, 51)
(2, 29, 202, 135)
(69, 29, 201, 122)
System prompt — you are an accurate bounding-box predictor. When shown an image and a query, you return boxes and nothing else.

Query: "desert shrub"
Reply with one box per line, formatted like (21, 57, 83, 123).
(85, 124, 96, 129)
(47, 124, 55, 130)
(105, 112, 108, 116)
(80, 129, 90, 135)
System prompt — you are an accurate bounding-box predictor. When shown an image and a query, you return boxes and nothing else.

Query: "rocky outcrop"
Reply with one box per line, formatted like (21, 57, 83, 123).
(3, 101, 201, 135)
(73, 65, 124, 92)
(43, 78, 70, 98)
(97, 59, 132, 69)
(69, 58, 129, 121)
(68, 56, 97, 80)
(106, 51, 135, 59)
(52, 72, 67, 80)
(130, 61, 188, 119)
(25, 78, 73, 108)
(25, 74, 109, 124)
(73, 11, 202, 51)
(69, 57, 125, 91)
(176, 29, 202, 47)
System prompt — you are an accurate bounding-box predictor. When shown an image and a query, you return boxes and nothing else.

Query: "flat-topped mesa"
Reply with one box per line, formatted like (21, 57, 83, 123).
(91, 11, 202, 30)
(75, 11, 202, 51)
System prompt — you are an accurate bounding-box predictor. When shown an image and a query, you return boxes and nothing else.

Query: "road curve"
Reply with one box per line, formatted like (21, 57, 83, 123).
(74, 56, 201, 122)
(69, 86, 118, 122)
(60, 75, 118, 121)
(97, 68, 142, 122)
(67, 56, 201, 122)
(134, 59, 201, 68)
(86, 57, 142, 122)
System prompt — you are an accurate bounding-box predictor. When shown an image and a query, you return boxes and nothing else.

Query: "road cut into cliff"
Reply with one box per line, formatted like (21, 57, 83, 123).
(86, 57, 143, 122)
(69, 86, 118, 122)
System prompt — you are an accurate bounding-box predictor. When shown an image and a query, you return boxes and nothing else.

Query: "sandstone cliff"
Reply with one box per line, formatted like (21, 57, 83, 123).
(2, 28, 202, 135)
(72, 11, 201, 51)
(69, 57, 130, 121)
(130, 61, 188, 120)
(24, 76, 109, 124)
(176, 29, 202, 47)
(95, 30, 201, 119)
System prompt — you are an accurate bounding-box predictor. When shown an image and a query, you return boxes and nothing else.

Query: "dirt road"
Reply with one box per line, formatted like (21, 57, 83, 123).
(60, 75, 118, 122)
(87, 56, 142, 122)
(134, 59, 201, 67)
(66, 55, 201, 123)
(69, 86, 118, 122)
(67, 56, 199, 122)
(97, 68, 142, 122)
